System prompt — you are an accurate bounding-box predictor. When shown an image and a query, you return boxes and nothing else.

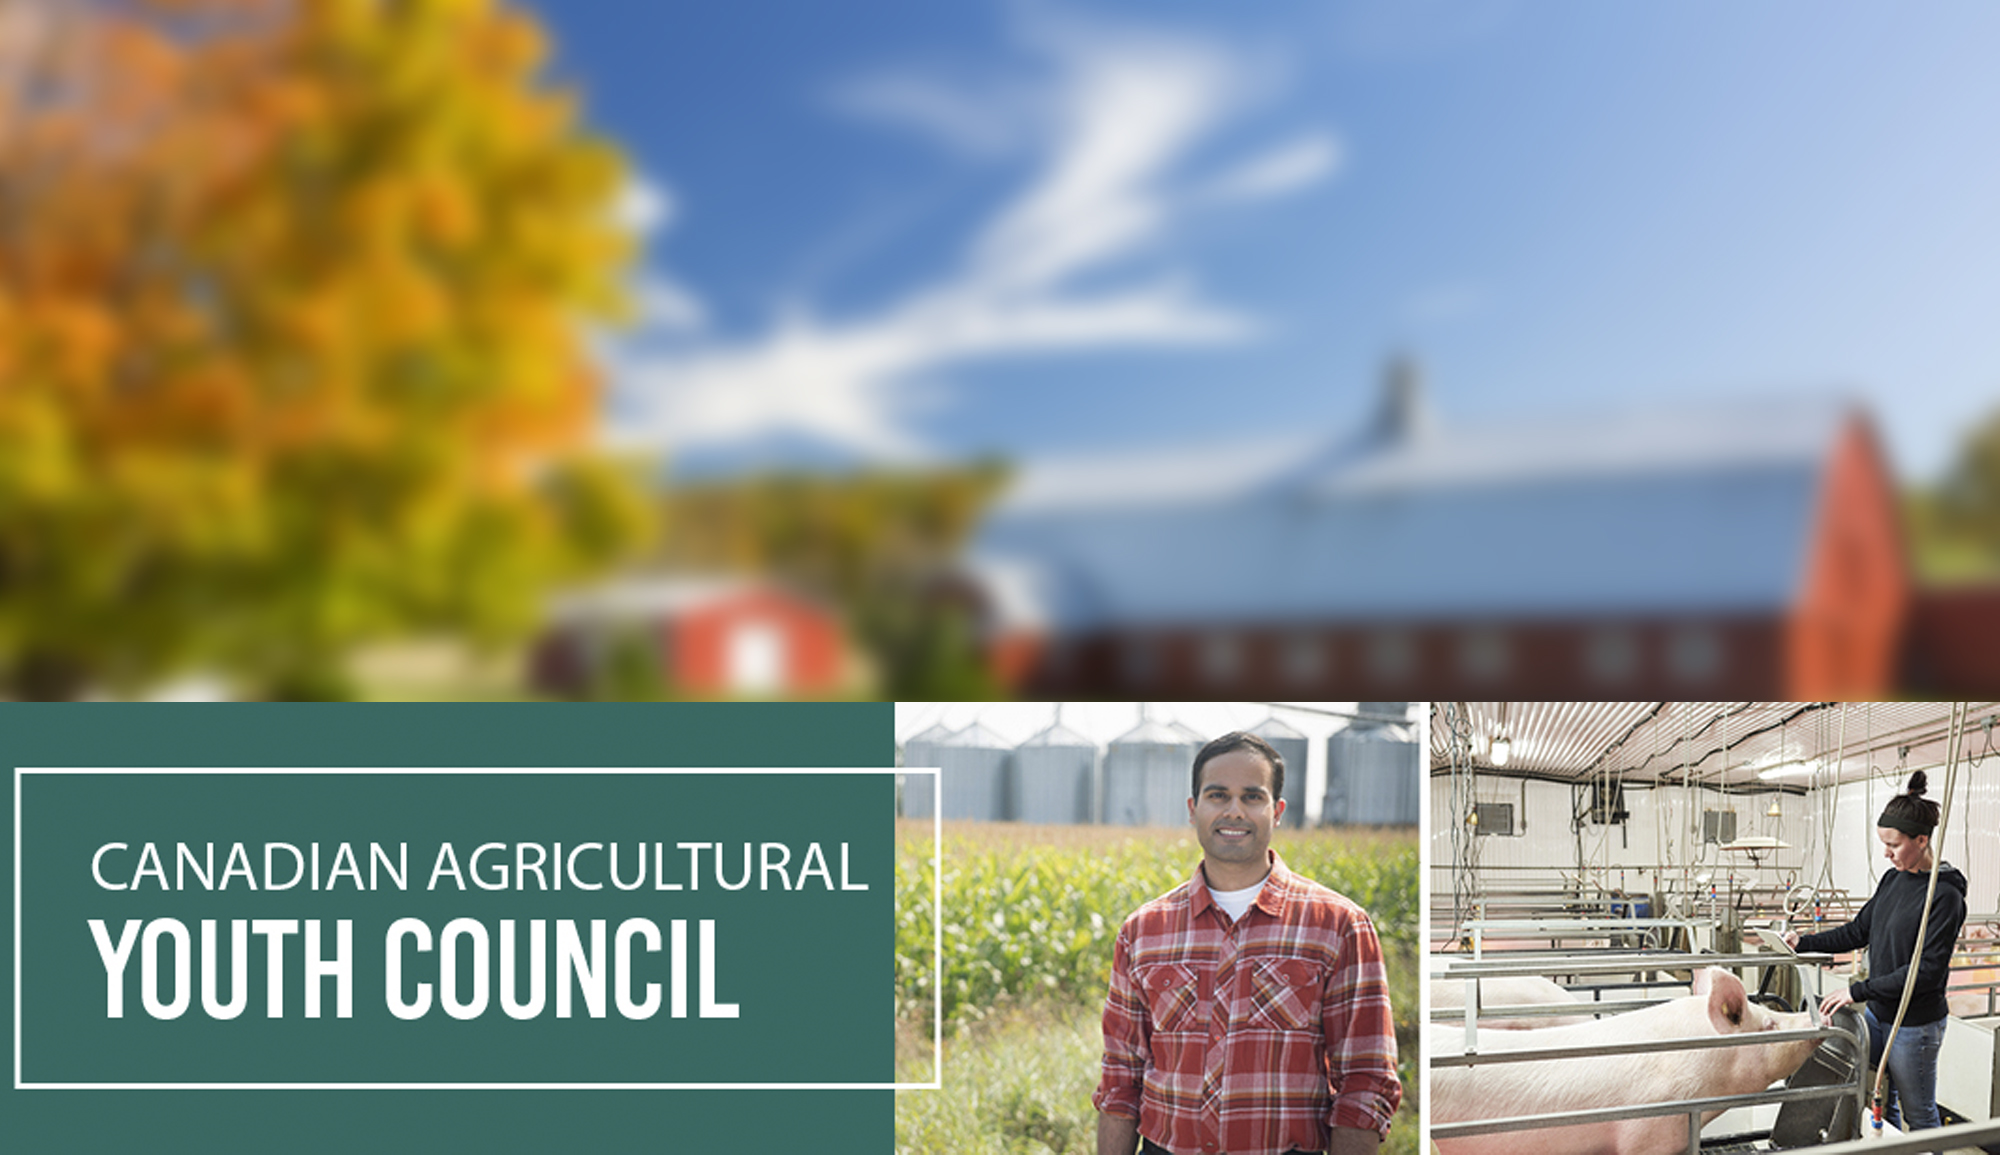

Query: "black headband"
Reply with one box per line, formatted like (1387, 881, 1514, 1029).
(1878, 808, 1932, 838)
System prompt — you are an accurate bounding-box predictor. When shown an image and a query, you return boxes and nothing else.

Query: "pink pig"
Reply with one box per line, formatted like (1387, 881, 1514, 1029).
(1430, 967, 1821, 1155)
(1431, 975, 1594, 1029)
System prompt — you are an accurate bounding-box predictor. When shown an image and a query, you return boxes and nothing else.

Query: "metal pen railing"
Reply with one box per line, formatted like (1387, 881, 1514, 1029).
(1430, 1016, 1868, 1155)
(1433, 952, 1832, 1043)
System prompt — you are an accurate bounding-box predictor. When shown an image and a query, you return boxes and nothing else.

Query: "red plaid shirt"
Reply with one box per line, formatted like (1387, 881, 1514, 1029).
(1092, 852, 1402, 1155)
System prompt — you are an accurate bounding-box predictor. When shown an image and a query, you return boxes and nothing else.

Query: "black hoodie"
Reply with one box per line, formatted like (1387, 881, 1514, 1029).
(1796, 862, 1969, 1026)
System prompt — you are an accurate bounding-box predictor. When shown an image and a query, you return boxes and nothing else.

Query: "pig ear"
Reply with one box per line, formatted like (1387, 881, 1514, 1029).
(1705, 969, 1747, 1031)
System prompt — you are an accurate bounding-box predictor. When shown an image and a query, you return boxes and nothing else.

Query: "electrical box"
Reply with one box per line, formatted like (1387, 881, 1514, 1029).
(1473, 801, 1515, 837)
(1589, 780, 1629, 825)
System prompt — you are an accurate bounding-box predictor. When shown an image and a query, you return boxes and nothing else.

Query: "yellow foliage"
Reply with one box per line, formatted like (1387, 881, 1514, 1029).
(0, 0, 648, 697)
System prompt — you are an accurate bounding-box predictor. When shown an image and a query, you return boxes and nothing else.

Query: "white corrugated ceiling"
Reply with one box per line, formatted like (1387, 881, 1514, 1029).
(1430, 701, 2000, 788)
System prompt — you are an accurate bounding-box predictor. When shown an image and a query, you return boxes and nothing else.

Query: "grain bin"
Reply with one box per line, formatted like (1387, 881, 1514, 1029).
(1249, 715, 1312, 829)
(1103, 720, 1199, 826)
(1323, 719, 1419, 826)
(938, 722, 1013, 821)
(1014, 721, 1097, 824)
(900, 722, 955, 822)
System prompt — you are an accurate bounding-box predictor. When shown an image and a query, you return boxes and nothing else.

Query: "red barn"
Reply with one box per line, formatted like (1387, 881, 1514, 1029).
(966, 364, 1910, 699)
(533, 577, 847, 698)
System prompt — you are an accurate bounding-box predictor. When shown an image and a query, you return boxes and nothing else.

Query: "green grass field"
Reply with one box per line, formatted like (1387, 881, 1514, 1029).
(895, 822, 1420, 1155)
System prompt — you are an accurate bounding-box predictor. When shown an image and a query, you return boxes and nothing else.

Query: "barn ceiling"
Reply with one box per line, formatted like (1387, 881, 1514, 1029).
(1429, 701, 2000, 789)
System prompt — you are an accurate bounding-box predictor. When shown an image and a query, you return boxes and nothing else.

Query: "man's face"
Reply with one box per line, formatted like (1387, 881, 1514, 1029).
(1188, 748, 1284, 872)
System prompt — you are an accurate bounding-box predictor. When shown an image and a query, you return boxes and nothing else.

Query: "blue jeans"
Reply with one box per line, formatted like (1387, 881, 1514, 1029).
(1864, 1005, 1947, 1130)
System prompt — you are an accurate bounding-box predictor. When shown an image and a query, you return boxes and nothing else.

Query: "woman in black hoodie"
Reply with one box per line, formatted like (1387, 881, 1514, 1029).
(1786, 771, 1967, 1132)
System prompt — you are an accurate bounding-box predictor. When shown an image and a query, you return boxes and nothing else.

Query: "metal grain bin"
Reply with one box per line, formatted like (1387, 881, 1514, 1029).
(1249, 715, 1312, 830)
(1323, 722, 1419, 826)
(1014, 721, 1097, 824)
(901, 722, 955, 821)
(938, 722, 1013, 821)
(1103, 720, 1199, 827)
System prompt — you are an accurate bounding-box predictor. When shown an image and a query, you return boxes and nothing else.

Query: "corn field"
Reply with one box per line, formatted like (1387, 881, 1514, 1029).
(894, 821, 1420, 1155)
(896, 821, 1418, 1030)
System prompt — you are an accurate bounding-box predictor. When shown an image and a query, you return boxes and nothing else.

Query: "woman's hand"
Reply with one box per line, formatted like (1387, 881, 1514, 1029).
(1819, 987, 1856, 1017)
(1783, 931, 1801, 950)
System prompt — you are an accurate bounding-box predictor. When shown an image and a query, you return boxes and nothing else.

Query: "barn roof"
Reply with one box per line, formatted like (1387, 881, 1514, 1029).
(970, 385, 1860, 630)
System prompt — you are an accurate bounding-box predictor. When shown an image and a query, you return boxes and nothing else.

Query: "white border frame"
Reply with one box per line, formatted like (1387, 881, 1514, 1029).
(14, 765, 943, 1092)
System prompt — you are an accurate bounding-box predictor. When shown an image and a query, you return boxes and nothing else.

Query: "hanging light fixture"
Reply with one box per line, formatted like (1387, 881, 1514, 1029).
(1489, 702, 1511, 766)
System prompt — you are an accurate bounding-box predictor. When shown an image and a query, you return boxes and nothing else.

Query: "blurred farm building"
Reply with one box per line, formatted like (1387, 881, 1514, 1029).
(531, 577, 847, 698)
(964, 363, 1948, 699)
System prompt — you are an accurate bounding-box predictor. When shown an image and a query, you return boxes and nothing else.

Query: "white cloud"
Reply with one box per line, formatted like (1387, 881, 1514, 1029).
(634, 276, 708, 333)
(1200, 133, 1341, 203)
(829, 72, 1042, 160)
(603, 14, 1328, 460)
(613, 175, 674, 237)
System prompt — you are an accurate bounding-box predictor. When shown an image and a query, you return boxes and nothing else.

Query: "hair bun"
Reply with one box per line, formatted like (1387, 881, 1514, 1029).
(1907, 769, 1929, 796)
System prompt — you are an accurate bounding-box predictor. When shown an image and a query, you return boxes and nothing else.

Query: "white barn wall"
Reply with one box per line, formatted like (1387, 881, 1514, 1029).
(1816, 770, 2000, 922)
(1952, 765, 2000, 918)
(1436, 773, 1818, 893)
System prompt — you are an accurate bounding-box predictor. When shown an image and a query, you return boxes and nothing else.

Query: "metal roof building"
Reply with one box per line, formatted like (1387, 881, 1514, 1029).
(935, 722, 1013, 821)
(1103, 719, 1200, 827)
(1248, 714, 1313, 830)
(1014, 719, 1098, 825)
(967, 366, 1907, 700)
(899, 722, 955, 822)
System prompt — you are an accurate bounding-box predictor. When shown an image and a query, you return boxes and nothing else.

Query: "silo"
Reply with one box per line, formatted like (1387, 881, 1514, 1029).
(1356, 702, 1412, 728)
(1323, 721, 1419, 826)
(900, 722, 955, 822)
(1249, 716, 1312, 830)
(1014, 720, 1097, 824)
(938, 722, 1013, 821)
(1103, 720, 1199, 826)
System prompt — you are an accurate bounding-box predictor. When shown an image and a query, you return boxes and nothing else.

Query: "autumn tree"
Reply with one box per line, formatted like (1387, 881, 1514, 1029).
(0, 0, 652, 698)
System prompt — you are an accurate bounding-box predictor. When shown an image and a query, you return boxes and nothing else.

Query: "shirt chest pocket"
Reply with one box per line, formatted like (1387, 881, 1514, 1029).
(1142, 963, 1201, 1032)
(1247, 957, 1321, 1031)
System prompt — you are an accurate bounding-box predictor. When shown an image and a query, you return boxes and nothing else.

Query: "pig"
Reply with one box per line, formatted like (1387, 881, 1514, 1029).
(1429, 966, 1821, 1155)
(1949, 924, 2000, 1018)
(1431, 975, 1595, 1029)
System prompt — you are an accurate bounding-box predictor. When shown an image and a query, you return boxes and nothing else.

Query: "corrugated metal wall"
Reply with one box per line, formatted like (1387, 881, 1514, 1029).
(1326, 727, 1420, 825)
(1822, 769, 2000, 918)
(1104, 735, 1198, 826)
(901, 726, 952, 821)
(1014, 739, 1096, 824)
(1249, 722, 1311, 831)
(1432, 765, 2000, 929)
(1432, 774, 1816, 880)
(937, 729, 1012, 821)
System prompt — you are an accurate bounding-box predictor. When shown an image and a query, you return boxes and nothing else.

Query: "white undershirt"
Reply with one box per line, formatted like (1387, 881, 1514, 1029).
(1209, 878, 1267, 921)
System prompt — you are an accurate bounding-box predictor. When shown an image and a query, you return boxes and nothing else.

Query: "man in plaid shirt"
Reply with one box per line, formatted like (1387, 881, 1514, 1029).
(1093, 731, 1403, 1155)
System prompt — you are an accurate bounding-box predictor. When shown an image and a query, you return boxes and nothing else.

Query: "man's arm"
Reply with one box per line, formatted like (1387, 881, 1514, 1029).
(1320, 910, 1404, 1143)
(1092, 926, 1149, 1154)
(1097, 1110, 1141, 1155)
(1326, 1125, 1381, 1155)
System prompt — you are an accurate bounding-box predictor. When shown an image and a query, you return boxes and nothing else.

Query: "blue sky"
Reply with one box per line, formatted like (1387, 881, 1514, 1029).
(534, 0, 2000, 482)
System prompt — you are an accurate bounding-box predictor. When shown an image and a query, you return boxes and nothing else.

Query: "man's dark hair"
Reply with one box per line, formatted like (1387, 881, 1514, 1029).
(1191, 731, 1284, 802)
